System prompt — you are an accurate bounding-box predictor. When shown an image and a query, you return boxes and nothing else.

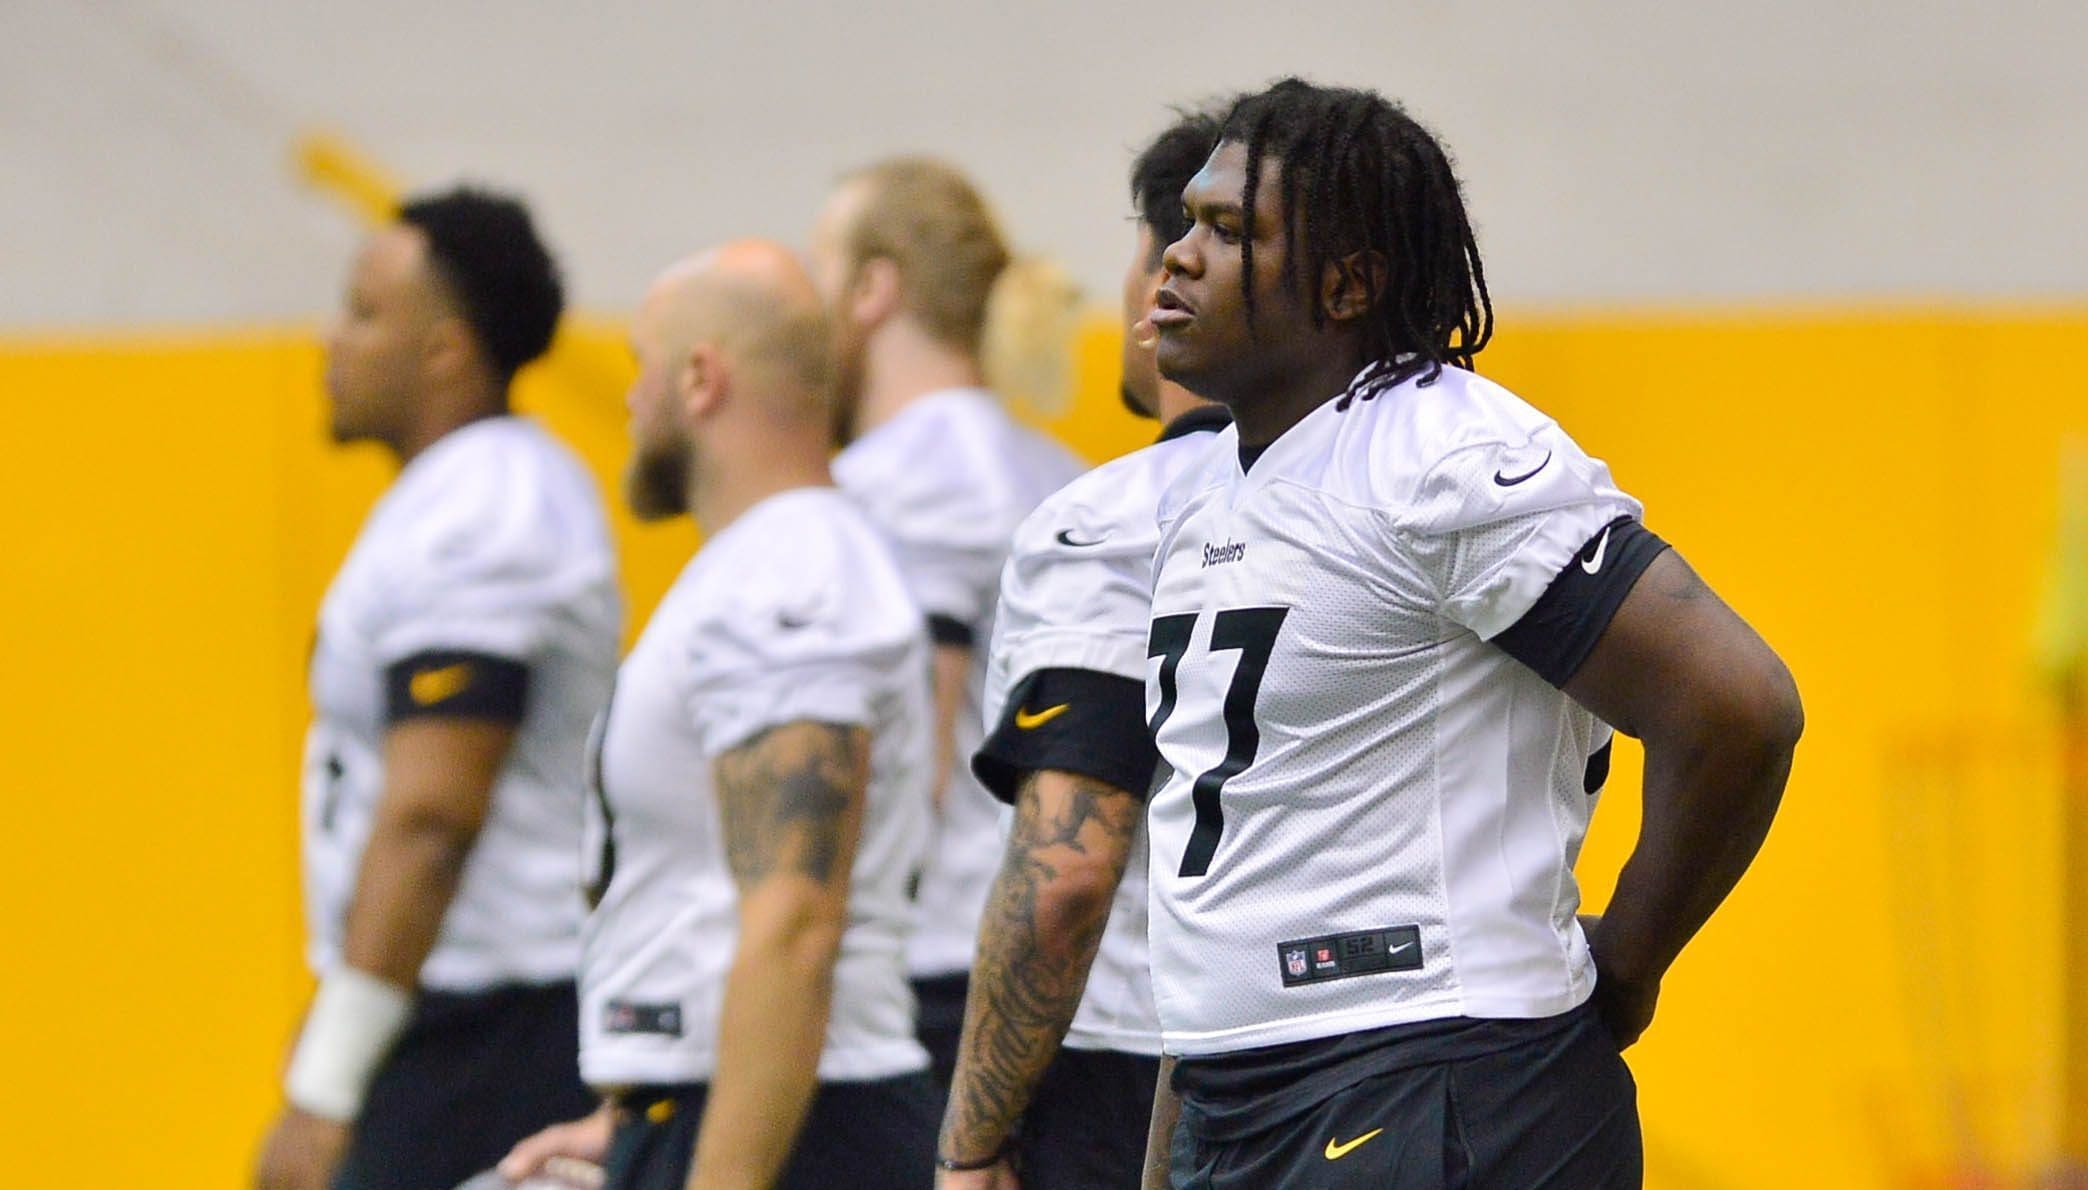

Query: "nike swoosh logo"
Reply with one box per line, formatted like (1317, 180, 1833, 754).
(1055, 529, 1107, 548)
(408, 662, 472, 706)
(1580, 526, 1612, 574)
(1324, 1128, 1384, 1160)
(1386, 941, 1415, 956)
(1493, 450, 1552, 487)
(1014, 703, 1070, 730)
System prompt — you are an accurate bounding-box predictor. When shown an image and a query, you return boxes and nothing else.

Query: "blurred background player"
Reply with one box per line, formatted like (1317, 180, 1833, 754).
(499, 240, 940, 1189)
(1139, 79, 1804, 1188)
(807, 157, 1086, 1090)
(937, 107, 1228, 1190)
(255, 187, 619, 1190)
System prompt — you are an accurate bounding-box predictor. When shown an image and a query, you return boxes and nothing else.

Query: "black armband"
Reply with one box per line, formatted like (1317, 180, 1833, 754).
(926, 613, 977, 648)
(383, 649, 530, 725)
(1492, 517, 1669, 687)
(972, 668, 1159, 804)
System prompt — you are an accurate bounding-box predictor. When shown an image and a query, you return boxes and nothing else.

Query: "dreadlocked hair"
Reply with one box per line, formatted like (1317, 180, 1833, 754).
(1222, 78, 1493, 406)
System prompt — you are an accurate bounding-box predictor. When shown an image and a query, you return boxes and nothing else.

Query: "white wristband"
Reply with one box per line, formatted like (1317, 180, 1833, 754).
(285, 966, 414, 1121)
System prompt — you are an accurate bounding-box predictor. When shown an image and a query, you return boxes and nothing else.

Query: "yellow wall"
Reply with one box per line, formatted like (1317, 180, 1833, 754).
(1, 310, 2080, 1186)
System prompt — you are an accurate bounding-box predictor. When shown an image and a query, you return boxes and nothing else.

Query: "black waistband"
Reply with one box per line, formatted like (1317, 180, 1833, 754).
(1174, 1002, 1594, 1141)
(610, 1082, 701, 1112)
(406, 979, 576, 1029)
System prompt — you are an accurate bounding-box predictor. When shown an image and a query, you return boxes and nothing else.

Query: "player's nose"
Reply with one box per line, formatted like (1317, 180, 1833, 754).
(1161, 229, 1200, 280)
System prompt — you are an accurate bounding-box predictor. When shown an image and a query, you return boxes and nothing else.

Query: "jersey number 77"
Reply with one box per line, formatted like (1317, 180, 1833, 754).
(1148, 607, 1288, 878)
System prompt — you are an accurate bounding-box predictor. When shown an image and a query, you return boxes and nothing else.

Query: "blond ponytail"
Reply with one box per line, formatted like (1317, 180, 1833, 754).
(981, 255, 1083, 416)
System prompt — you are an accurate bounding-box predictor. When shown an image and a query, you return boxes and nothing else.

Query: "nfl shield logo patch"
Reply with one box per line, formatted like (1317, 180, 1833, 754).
(1285, 948, 1308, 978)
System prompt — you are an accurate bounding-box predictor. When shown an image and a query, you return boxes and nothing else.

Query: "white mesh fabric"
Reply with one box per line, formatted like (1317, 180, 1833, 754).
(834, 388, 1085, 976)
(302, 417, 620, 991)
(1144, 367, 1632, 1055)
(578, 489, 933, 1085)
(978, 429, 1223, 1055)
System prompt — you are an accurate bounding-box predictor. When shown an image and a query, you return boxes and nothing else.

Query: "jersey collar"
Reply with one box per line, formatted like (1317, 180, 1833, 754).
(1235, 360, 1410, 473)
(1158, 404, 1234, 443)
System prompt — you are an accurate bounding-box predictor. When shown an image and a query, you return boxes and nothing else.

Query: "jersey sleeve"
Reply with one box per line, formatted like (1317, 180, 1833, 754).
(368, 449, 609, 667)
(973, 669, 1156, 804)
(836, 395, 1083, 646)
(987, 504, 1157, 689)
(866, 445, 1057, 646)
(877, 511, 1006, 647)
(371, 543, 575, 665)
(1398, 422, 1645, 643)
(361, 427, 609, 722)
(678, 542, 912, 758)
(1490, 516, 1670, 685)
(970, 499, 1163, 802)
(898, 541, 1001, 647)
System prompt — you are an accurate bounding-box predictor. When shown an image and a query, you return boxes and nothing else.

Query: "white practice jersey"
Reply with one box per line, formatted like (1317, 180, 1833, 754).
(834, 388, 1084, 977)
(1146, 364, 1645, 1056)
(977, 409, 1233, 1057)
(578, 488, 934, 1086)
(303, 416, 621, 992)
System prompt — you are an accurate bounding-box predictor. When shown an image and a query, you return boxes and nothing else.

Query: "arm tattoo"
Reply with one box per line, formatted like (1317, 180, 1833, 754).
(942, 769, 1142, 1157)
(713, 721, 868, 886)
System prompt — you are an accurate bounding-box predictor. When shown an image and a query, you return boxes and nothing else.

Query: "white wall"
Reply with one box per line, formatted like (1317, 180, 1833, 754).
(6, 0, 2086, 328)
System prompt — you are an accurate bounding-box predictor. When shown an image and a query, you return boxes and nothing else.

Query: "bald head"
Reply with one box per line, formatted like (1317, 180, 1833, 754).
(622, 239, 840, 523)
(634, 238, 834, 421)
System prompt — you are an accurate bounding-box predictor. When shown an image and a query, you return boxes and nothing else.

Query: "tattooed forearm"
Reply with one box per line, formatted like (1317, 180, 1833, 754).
(939, 768, 1142, 1162)
(714, 721, 868, 887)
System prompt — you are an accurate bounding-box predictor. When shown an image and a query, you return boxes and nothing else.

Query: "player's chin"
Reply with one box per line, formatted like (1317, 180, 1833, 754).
(1118, 383, 1154, 418)
(1153, 331, 1202, 384)
(623, 457, 687, 522)
(624, 484, 684, 523)
(325, 411, 363, 445)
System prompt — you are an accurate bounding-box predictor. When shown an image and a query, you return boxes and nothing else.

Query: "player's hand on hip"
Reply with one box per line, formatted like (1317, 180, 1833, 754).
(254, 1107, 349, 1190)
(936, 1159, 1021, 1190)
(1584, 923, 1660, 1050)
(498, 1102, 614, 1184)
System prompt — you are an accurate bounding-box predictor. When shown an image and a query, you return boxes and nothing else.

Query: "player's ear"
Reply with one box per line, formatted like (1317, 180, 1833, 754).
(849, 256, 903, 329)
(678, 341, 729, 421)
(1321, 250, 1386, 324)
(421, 313, 477, 381)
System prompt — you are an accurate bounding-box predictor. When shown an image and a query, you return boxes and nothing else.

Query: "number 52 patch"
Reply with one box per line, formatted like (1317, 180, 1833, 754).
(1278, 925, 1423, 987)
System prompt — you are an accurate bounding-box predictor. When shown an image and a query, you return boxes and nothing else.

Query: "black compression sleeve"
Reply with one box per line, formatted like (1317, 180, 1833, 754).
(1492, 517, 1669, 687)
(971, 668, 1158, 804)
(926, 614, 977, 649)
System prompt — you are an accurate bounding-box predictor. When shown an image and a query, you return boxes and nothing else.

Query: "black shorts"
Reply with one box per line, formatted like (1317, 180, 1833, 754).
(1014, 1047, 1162, 1190)
(1168, 1005, 1640, 1189)
(333, 980, 595, 1190)
(602, 1072, 940, 1190)
(911, 972, 970, 1091)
